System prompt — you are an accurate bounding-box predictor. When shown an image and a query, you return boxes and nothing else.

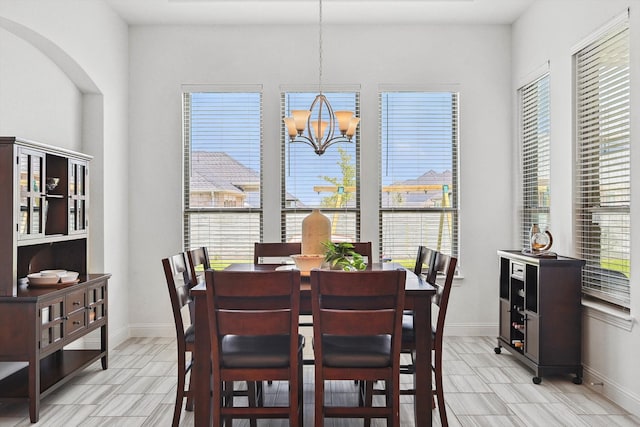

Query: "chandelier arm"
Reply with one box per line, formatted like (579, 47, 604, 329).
(291, 135, 320, 152)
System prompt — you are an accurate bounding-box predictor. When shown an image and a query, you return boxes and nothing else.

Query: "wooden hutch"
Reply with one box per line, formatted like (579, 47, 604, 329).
(0, 137, 110, 423)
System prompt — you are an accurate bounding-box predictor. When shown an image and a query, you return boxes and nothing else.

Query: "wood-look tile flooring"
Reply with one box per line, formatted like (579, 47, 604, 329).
(0, 336, 638, 426)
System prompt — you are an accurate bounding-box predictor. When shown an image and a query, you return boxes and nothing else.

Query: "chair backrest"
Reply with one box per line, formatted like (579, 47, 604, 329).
(205, 269, 301, 364)
(162, 253, 196, 340)
(311, 269, 406, 360)
(253, 242, 302, 264)
(429, 252, 457, 343)
(187, 246, 210, 285)
(349, 242, 373, 265)
(414, 246, 438, 281)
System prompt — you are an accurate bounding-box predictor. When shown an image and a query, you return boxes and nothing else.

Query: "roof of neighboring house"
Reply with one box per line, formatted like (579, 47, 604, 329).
(190, 151, 259, 194)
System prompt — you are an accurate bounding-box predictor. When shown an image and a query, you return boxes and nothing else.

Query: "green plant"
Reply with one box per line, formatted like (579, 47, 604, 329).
(322, 241, 366, 271)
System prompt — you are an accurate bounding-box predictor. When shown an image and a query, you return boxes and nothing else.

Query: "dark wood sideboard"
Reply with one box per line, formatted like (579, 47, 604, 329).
(495, 249, 584, 384)
(0, 137, 110, 422)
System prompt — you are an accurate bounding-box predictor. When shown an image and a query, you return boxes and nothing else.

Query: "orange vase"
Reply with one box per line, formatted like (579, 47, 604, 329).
(301, 209, 331, 255)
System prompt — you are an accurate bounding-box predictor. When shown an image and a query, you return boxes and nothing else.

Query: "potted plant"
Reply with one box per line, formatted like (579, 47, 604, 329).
(322, 241, 367, 271)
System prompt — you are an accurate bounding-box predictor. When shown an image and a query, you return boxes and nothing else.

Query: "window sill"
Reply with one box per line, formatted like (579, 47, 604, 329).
(582, 298, 634, 331)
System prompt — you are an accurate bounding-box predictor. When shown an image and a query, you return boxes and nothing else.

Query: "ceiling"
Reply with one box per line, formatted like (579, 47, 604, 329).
(103, 0, 536, 25)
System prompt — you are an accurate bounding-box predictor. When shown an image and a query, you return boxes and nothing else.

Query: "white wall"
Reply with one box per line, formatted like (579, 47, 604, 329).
(0, 0, 130, 346)
(513, 0, 640, 416)
(0, 28, 82, 146)
(127, 23, 513, 335)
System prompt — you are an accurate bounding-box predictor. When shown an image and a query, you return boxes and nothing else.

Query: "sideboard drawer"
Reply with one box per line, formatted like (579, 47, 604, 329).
(66, 289, 86, 315)
(65, 309, 86, 338)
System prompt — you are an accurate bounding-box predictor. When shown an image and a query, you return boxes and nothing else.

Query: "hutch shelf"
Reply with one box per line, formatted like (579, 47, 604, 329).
(0, 137, 110, 423)
(495, 250, 585, 385)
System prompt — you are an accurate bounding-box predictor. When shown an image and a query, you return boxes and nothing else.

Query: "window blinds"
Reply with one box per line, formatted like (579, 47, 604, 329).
(281, 91, 360, 243)
(519, 74, 550, 250)
(379, 92, 459, 267)
(575, 20, 630, 307)
(183, 91, 263, 268)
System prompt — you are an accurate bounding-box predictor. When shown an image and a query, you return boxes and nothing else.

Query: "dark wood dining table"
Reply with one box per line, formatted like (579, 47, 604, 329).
(190, 262, 436, 426)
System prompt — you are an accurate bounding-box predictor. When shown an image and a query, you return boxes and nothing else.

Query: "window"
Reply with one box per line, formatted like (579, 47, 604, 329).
(183, 89, 262, 269)
(281, 91, 360, 243)
(575, 19, 630, 307)
(379, 91, 459, 267)
(519, 74, 550, 250)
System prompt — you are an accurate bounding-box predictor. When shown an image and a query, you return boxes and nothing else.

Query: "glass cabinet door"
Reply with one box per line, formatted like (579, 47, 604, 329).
(69, 160, 88, 233)
(18, 148, 46, 239)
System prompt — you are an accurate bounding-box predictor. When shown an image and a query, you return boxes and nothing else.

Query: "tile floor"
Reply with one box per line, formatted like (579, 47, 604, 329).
(0, 336, 638, 426)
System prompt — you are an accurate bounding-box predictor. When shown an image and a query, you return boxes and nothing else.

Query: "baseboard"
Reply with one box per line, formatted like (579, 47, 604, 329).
(64, 324, 131, 350)
(444, 323, 496, 337)
(128, 322, 175, 338)
(583, 365, 640, 418)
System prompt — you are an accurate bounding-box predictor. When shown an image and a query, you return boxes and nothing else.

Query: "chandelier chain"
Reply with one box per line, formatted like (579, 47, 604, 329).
(318, 0, 323, 95)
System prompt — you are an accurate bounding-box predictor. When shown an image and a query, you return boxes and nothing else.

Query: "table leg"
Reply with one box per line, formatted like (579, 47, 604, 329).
(194, 292, 211, 426)
(412, 296, 432, 427)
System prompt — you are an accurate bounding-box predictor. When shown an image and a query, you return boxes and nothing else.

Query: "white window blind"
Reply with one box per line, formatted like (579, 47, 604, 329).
(281, 92, 360, 243)
(575, 20, 630, 307)
(379, 92, 459, 268)
(520, 74, 550, 250)
(183, 91, 262, 269)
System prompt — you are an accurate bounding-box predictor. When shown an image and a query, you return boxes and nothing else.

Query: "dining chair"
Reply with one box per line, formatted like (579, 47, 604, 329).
(253, 242, 301, 264)
(187, 246, 210, 284)
(311, 269, 406, 427)
(413, 245, 438, 279)
(400, 252, 458, 427)
(350, 241, 373, 266)
(401, 246, 438, 369)
(161, 253, 197, 427)
(205, 269, 304, 427)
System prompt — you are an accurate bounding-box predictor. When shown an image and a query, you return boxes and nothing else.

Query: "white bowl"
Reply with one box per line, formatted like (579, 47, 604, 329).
(27, 273, 60, 285)
(59, 271, 79, 283)
(290, 254, 325, 272)
(40, 269, 67, 278)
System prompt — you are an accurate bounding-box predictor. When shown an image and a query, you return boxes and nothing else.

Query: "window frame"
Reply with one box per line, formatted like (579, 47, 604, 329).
(573, 17, 631, 308)
(519, 73, 551, 250)
(182, 87, 263, 268)
(378, 90, 460, 268)
(280, 89, 361, 244)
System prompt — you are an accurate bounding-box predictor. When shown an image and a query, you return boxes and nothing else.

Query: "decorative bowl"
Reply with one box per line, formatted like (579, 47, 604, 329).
(290, 254, 325, 272)
(27, 273, 61, 285)
(59, 271, 79, 283)
(40, 269, 67, 278)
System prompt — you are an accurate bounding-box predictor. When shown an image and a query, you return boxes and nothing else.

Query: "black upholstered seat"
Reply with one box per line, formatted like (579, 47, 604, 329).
(221, 335, 304, 368)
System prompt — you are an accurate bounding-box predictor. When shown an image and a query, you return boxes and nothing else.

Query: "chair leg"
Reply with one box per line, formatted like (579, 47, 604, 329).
(434, 349, 449, 427)
(247, 381, 257, 427)
(314, 369, 324, 427)
(298, 357, 304, 427)
(185, 356, 194, 411)
(212, 379, 222, 427)
(172, 354, 186, 427)
(364, 381, 374, 427)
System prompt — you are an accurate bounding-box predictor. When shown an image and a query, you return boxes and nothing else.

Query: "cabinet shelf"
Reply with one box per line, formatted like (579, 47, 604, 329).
(0, 349, 105, 399)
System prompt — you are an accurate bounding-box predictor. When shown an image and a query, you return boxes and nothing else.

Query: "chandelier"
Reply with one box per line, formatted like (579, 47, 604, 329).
(283, 0, 360, 156)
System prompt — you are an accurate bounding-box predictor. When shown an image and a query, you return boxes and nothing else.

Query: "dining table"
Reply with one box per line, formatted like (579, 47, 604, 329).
(190, 262, 436, 426)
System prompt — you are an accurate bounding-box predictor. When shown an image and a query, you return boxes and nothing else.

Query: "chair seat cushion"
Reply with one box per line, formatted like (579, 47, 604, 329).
(221, 334, 304, 368)
(321, 335, 392, 368)
(184, 325, 195, 344)
(402, 314, 414, 340)
(401, 314, 435, 345)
